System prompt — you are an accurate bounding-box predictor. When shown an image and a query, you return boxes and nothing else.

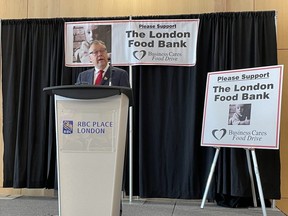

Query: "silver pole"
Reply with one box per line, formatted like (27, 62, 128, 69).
(201, 147, 220, 208)
(128, 15, 134, 203)
(129, 64, 133, 203)
(245, 149, 257, 207)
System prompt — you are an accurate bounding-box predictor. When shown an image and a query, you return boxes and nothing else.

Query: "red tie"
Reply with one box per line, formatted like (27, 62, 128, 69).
(95, 70, 104, 85)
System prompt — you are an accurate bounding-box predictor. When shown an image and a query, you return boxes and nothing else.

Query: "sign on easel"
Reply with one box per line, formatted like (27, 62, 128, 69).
(200, 65, 284, 216)
(201, 65, 284, 149)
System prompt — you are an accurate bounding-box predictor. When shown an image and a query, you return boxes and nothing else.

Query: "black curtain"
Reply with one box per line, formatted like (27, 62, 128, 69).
(1, 11, 280, 202)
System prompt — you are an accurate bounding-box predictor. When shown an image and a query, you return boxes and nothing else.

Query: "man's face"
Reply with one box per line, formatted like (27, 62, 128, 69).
(89, 43, 109, 69)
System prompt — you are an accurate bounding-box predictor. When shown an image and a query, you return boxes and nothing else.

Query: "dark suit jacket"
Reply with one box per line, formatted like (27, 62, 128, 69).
(76, 66, 130, 87)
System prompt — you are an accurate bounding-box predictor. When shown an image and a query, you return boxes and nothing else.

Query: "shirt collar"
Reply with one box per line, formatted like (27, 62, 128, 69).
(94, 64, 110, 75)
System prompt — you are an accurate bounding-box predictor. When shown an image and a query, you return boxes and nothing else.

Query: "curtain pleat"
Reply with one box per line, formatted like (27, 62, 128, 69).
(1, 12, 280, 203)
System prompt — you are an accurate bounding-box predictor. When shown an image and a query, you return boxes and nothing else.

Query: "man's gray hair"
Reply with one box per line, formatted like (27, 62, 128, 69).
(89, 40, 106, 49)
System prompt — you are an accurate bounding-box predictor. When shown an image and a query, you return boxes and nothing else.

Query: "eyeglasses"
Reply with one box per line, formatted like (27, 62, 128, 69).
(89, 49, 107, 55)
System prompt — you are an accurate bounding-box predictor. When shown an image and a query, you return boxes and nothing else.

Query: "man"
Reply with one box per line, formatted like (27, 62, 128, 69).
(76, 40, 129, 216)
(76, 40, 129, 87)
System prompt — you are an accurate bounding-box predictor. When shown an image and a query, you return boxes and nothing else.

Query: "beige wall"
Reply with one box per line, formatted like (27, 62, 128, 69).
(0, 0, 288, 214)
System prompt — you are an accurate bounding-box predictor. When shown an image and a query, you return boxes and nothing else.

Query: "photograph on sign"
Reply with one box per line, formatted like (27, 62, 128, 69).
(65, 21, 112, 67)
(228, 103, 251, 125)
(201, 65, 283, 149)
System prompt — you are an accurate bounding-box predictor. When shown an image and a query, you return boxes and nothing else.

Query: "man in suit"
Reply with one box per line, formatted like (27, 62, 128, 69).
(76, 40, 129, 87)
(76, 40, 129, 216)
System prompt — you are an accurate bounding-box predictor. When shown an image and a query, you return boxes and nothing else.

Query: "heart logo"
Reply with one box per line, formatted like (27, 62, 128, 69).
(133, 50, 146, 60)
(212, 129, 226, 140)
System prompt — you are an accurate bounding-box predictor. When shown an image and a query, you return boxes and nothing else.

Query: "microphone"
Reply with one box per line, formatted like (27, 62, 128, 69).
(109, 69, 114, 86)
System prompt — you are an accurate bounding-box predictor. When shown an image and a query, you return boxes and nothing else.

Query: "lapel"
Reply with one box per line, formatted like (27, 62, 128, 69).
(88, 69, 95, 85)
(101, 66, 111, 85)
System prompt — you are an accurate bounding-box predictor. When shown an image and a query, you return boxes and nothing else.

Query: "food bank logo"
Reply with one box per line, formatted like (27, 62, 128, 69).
(63, 120, 73, 134)
(212, 128, 226, 140)
(133, 50, 146, 60)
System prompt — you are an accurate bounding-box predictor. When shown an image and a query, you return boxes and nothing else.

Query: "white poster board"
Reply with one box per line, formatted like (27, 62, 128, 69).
(111, 19, 199, 66)
(64, 19, 199, 67)
(201, 65, 283, 149)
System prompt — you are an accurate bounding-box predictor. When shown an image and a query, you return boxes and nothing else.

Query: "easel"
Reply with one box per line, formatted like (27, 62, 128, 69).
(200, 147, 267, 216)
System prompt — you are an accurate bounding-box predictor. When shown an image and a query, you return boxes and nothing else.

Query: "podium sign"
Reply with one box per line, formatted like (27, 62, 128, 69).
(57, 96, 120, 153)
(44, 86, 131, 216)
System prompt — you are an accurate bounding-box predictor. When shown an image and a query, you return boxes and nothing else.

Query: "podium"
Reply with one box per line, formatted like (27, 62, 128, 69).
(44, 85, 133, 216)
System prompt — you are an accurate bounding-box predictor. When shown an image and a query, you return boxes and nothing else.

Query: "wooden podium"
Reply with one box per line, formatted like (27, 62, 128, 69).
(44, 85, 132, 216)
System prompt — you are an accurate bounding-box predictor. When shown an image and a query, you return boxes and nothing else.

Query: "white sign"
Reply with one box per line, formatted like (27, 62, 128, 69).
(201, 65, 283, 149)
(56, 96, 120, 152)
(111, 19, 199, 66)
(65, 19, 199, 67)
